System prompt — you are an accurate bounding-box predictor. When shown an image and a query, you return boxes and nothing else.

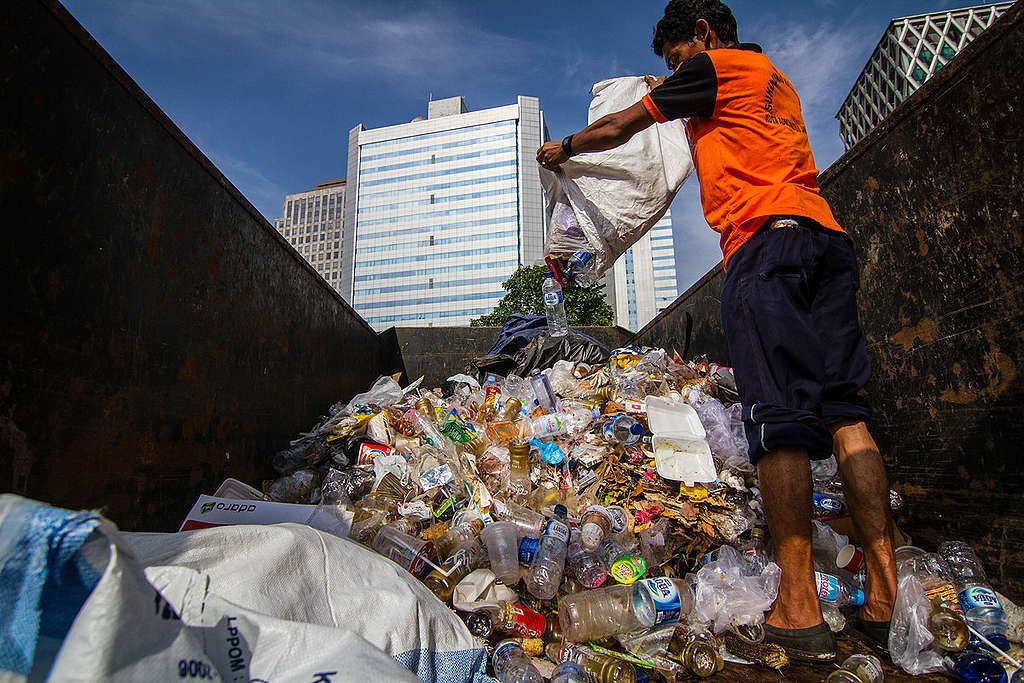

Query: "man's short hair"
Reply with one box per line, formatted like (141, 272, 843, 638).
(652, 0, 739, 56)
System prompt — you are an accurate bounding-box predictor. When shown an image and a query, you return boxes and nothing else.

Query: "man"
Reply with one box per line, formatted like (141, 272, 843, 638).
(537, 0, 898, 663)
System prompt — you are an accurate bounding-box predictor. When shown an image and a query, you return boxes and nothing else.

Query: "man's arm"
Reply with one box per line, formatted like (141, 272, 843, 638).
(536, 100, 655, 171)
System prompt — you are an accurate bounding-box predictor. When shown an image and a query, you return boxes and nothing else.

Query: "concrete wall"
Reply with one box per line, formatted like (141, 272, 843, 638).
(635, 3, 1024, 594)
(0, 0, 403, 531)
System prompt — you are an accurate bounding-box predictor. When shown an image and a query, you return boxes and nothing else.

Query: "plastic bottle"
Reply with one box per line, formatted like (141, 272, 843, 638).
(567, 533, 608, 589)
(815, 571, 866, 608)
(547, 642, 637, 683)
(434, 516, 484, 560)
(492, 639, 543, 683)
(474, 601, 551, 639)
(501, 396, 524, 420)
(543, 271, 569, 337)
(567, 250, 599, 288)
(508, 440, 532, 500)
(558, 583, 656, 641)
(638, 576, 695, 626)
(945, 648, 1009, 683)
(940, 541, 1010, 647)
(550, 661, 588, 683)
(602, 414, 644, 446)
(529, 371, 560, 414)
(481, 520, 521, 586)
(526, 504, 571, 600)
(825, 654, 884, 683)
(480, 374, 502, 421)
(422, 542, 484, 603)
(580, 505, 615, 551)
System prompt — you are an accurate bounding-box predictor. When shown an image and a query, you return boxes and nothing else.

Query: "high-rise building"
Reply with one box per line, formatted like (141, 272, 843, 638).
(341, 95, 547, 329)
(273, 179, 346, 291)
(603, 211, 678, 331)
(837, 2, 1011, 150)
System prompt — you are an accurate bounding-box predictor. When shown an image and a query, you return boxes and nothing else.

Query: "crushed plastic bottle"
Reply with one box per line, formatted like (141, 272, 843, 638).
(526, 504, 570, 600)
(493, 639, 544, 683)
(940, 541, 1010, 648)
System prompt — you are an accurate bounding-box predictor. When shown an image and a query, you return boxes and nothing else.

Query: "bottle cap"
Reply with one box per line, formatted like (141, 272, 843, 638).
(554, 504, 568, 518)
(629, 422, 644, 436)
(545, 270, 553, 278)
(852, 589, 866, 606)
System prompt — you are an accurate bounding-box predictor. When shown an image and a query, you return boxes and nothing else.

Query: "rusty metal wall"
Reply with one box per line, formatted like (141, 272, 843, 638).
(0, 0, 403, 531)
(634, 4, 1024, 594)
(396, 326, 634, 388)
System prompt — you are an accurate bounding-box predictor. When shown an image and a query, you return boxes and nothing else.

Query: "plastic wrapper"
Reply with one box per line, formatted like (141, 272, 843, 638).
(272, 438, 317, 474)
(890, 572, 946, 675)
(321, 466, 376, 506)
(691, 546, 781, 634)
(687, 391, 747, 462)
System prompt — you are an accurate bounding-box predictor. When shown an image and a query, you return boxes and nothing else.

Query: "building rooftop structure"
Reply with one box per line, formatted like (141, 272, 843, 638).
(836, 2, 1012, 150)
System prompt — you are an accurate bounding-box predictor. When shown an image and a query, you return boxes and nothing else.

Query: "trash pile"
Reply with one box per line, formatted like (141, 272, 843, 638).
(257, 347, 1021, 682)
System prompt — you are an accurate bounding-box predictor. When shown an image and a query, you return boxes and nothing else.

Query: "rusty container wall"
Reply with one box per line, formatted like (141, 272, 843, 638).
(635, 4, 1024, 595)
(0, 0, 404, 531)
(396, 326, 634, 387)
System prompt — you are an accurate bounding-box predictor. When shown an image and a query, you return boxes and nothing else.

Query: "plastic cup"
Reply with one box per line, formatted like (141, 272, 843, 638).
(836, 544, 866, 573)
(480, 520, 521, 586)
(373, 525, 433, 575)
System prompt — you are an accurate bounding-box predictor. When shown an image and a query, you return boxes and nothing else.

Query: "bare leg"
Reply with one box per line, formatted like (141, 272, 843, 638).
(759, 446, 823, 629)
(831, 420, 897, 622)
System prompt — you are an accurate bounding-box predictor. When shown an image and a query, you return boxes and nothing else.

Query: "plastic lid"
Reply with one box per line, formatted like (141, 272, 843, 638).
(852, 589, 866, 607)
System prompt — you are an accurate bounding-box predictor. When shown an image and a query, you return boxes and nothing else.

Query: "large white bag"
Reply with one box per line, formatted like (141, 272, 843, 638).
(542, 76, 693, 275)
(0, 495, 488, 683)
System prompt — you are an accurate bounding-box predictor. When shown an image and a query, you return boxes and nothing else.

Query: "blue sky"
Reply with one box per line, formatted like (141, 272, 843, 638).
(63, 0, 968, 292)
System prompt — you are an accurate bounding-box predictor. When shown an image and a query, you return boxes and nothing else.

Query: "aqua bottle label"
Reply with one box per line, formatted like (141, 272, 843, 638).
(959, 586, 1002, 610)
(641, 577, 682, 625)
(544, 290, 563, 306)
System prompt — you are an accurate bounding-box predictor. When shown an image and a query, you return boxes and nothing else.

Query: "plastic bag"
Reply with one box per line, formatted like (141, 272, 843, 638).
(346, 375, 404, 413)
(540, 76, 692, 276)
(266, 467, 322, 503)
(691, 546, 781, 633)
(889, 573, 946, 675)
(688, 391, 747, 461)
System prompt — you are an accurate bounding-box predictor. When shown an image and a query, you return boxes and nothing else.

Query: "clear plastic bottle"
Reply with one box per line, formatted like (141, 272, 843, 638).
(567, 250, 599, 288)
(939, 541, 1010, 646)
(602, 414, 643, 446)
(422, 542, 484, 603)
(526, 504, 571, 600)
(944, 648, 1009, 683)
(480, 374, 502, 421)
(492, 639, 544, 683)
(558, 583, 657, 641)
(547, 642, 637, 683)
(543, 271, 569, 337)
(529, 371, 560, 414)
(815, 571, 866, 608)
(550, 661, 588, 683)
(508, 440, 532, 501)
(527, 413, 566, 438)
(567, 532, 608, 589)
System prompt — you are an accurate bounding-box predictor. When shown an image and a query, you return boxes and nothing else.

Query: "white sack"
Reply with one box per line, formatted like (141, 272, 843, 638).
(542, 76, 693, 274)
(0, 495, 487, 683)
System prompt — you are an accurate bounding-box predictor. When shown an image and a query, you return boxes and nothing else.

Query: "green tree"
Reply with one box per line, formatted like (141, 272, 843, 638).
(470, 265, 613, 327)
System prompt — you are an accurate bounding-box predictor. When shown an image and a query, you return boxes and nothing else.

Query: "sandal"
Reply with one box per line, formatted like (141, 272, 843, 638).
(763, 622, 838, 662)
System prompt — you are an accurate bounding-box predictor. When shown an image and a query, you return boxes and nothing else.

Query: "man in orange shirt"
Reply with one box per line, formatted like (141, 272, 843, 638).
(538, 0, 897, 663)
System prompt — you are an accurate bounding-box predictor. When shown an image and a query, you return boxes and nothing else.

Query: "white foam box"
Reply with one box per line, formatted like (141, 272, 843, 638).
(646, 396, 717, 486)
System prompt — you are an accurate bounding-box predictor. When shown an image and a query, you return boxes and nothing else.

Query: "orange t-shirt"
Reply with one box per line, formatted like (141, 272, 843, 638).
(641, 44, 843, 267)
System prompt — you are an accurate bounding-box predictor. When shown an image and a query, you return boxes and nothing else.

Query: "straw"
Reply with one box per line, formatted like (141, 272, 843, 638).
(967, 625, 1023, 670)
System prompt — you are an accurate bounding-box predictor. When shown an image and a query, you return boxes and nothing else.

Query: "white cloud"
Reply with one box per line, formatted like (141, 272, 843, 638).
(102, 0, 536, 91)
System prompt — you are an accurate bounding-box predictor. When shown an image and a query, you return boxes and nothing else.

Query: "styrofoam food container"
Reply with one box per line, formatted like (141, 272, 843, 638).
(646, 397, 716, 486)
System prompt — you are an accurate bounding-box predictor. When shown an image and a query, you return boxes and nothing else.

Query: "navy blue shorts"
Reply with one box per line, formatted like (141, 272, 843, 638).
(721, 219, 872, 464)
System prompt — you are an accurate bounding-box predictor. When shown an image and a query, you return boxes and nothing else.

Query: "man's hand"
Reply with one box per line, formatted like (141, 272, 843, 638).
(537, 141, 568, 172)
(643, 74, 667, 89)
